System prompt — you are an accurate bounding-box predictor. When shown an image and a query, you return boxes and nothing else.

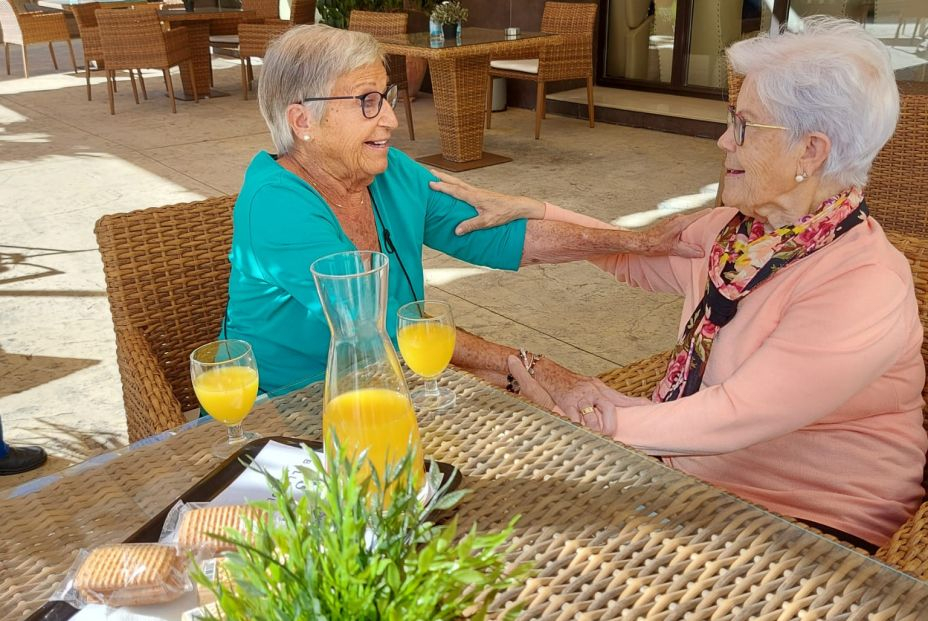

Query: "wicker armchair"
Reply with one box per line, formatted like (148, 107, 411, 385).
(96, 7, 198, 114)
(95, 195, 236, 443)
(71, 2, 146, 102)
(208, 0, 279, 56)
(1, 0, 76, 78)
(237, 0, 315, 99)
(349, 10, 414, 141)
(487, 1, 597, 139)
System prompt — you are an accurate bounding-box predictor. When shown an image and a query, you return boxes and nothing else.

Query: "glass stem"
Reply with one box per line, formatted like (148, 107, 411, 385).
(227, 423, 245, 444)
(422, 378, 441, 397)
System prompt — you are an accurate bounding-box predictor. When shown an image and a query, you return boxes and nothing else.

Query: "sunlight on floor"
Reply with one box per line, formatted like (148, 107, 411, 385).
(612, 182, 719, 228)
(424, 267, 490, 287)
(0, 131, 50, 143)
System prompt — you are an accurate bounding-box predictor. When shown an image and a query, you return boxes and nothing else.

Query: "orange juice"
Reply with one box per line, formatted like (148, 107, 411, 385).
(397, 323, 455, 378)
(323, 388, 424, 496)
(193, 366, 259, 425)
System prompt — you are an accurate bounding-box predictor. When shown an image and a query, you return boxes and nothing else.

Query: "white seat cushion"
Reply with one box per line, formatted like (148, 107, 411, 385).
(209, 34, 240, 45)
(489, 59, 539, 74)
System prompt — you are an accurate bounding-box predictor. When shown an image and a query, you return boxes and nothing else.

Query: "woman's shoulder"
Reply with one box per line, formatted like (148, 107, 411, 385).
(236, 151, 326, 217)
(826, 218, 913, 281)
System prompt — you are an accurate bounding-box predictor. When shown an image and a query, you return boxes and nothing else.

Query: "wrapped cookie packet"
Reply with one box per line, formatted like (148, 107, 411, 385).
(52, 543, 192, 609)
(159, 501, 262, 556)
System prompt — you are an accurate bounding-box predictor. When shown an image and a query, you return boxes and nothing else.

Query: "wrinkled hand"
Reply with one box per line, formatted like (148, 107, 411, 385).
(428, 170, 545, 235)
(628, 209, 709, 259)
(508, 358, 617, 432)
(508, 358, 651, 435)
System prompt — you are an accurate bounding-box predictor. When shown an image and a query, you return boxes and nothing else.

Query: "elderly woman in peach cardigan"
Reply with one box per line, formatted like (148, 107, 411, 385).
(433, 17, 927, 552)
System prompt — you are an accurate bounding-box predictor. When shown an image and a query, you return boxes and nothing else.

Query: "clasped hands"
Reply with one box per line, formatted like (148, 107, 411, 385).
(506, 356, 651, 434)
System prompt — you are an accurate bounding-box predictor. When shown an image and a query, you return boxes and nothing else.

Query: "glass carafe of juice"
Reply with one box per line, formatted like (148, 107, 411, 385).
(311, 251, 424, 496)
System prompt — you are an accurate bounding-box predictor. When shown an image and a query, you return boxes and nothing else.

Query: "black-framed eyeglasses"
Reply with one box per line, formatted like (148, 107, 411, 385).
(727, 105, 788, 146)
(300, 84, 398, 119)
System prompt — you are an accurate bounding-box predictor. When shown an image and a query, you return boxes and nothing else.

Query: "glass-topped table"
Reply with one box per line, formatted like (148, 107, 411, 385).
(3, 368, 928, 619)
(377, 28, 560, 171)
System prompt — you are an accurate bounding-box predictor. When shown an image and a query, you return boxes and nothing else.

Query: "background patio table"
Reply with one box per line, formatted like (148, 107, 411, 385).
(3, 368, 928, 619)
(377, 28, 559, 171)
(157, 6, 253, 100)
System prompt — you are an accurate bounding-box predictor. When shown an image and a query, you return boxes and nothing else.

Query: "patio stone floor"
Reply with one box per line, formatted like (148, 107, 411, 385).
(0, 43, 723, 490)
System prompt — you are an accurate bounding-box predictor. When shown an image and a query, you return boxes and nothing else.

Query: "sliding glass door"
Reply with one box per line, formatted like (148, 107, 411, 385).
(599, 0, 928, 98)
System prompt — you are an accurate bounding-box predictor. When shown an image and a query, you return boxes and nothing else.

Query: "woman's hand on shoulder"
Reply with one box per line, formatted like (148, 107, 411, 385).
(428, 170, 545, 235)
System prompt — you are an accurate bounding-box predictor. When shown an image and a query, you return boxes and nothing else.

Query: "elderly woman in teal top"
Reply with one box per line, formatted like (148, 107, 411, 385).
(224, 24, 703, 394)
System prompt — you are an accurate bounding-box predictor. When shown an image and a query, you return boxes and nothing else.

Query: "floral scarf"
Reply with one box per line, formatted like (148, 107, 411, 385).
(653, 187, 869, 403)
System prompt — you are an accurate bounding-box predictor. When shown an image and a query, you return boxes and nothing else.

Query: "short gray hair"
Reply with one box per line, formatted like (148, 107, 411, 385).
(727, 16, 898, 188)
(258, 24, 385, 154)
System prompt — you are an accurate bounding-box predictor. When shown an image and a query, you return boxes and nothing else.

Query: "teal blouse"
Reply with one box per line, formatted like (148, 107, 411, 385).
(223, 149, 527, 394)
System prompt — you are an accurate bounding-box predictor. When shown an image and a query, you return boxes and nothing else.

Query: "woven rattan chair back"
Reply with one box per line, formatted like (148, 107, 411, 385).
(288, 0, 315, 25)
(243, 0, 278, 20)
(96, 7, 166, 69)
(348, 9, 405, 38)
(866, 83, 928, 236)
(70, 1, 100, 31)
(348, 10, 414, 140)
(537, 1, 597, 82)
(95, 196, 236, 442)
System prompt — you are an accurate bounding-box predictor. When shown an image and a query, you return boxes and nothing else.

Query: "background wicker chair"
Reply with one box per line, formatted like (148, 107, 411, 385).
(208, 0, 279, 70)
(348, 10, 414, 141)
(71, 2, 146, 102)
(236, 0, 315, 99)
(95, 195, 236, 443)
(486, 1, 597, 139)
(96, 7, 197, 114)
(1, 0, 76, 78)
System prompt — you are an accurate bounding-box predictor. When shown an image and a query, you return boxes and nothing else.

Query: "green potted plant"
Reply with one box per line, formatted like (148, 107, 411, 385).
(191, 440, 531, 620)
(431, 0, 468, 40)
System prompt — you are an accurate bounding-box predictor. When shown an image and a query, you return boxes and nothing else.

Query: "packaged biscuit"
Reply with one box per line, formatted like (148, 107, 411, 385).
(161, 501, 261, 555)
(53, 543, 191, 608)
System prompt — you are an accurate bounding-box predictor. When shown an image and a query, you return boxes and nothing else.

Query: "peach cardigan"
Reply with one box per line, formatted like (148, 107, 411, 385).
(545, 204, 927, 546)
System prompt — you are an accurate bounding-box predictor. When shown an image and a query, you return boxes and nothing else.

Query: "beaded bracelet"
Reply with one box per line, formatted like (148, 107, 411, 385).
(506, 348, 544, 393)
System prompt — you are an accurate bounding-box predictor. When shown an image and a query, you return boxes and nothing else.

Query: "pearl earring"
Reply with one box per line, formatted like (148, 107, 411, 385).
(795, 172, 806, 183)
(302, 134, 311, 142)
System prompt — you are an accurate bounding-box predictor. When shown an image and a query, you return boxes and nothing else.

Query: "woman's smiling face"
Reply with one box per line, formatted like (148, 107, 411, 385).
(717, 77, 804, 224)
(311, 62, 398, 183)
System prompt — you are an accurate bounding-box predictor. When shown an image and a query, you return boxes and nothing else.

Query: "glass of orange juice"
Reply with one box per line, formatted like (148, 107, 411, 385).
(397, 300, 456, 411)
(190, 339, 261, 455)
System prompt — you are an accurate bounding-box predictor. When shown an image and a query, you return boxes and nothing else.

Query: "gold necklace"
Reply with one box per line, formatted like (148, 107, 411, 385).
(288, 154, 368, 210)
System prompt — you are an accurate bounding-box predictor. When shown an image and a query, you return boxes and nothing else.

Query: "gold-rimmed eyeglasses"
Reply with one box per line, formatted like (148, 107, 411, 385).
(300, 84, 398, 119)
(727, 105, 788, 146)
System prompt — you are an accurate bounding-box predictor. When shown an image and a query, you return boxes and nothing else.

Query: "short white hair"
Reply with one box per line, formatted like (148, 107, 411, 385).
(258, 24, 385, 154)
(727, 16, 899, 188)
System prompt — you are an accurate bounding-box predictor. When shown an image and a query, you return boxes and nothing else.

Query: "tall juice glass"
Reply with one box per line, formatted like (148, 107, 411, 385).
(397, 300, 456, 411)
(311, 251, 424, 499)
(190, 339, 261, 456)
